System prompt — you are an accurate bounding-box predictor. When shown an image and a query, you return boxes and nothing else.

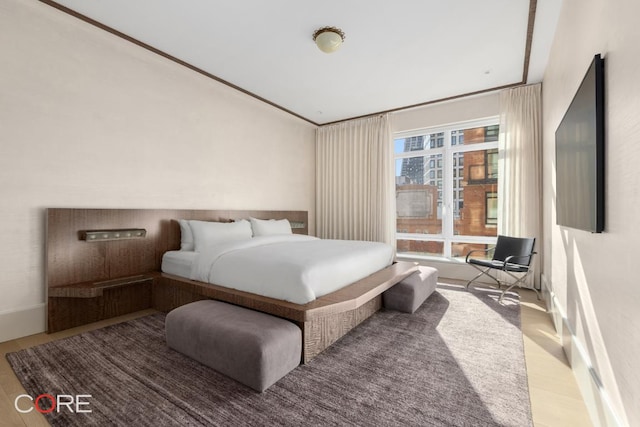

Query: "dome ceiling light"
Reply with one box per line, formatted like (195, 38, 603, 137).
(312, 26, 345, 53)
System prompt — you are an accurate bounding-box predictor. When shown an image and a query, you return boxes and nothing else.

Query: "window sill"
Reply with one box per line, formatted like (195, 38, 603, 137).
(396, 253, 468, 265)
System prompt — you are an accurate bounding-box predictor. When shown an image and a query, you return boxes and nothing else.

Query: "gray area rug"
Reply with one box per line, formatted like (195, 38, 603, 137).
(7, 285, 532, 426)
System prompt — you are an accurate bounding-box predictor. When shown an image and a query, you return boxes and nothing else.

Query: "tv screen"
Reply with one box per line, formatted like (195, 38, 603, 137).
(555, 54, 605, 233)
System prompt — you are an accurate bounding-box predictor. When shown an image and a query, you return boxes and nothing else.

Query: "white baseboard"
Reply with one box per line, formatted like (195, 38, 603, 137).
(541, 274, 625, 427)
(0, 304, 46, 343)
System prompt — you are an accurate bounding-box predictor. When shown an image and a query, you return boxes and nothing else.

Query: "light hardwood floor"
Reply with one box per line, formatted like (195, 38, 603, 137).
(519, 288, 593, 427)
(0, 289, 592, 426)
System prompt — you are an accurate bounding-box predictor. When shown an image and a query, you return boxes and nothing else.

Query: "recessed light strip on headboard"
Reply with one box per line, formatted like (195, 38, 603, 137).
(82, 229, 147, 242)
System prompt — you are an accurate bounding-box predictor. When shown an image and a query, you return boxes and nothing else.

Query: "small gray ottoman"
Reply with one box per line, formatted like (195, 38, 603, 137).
(383, 266, 438, 313)
(165, 300, 301, 392)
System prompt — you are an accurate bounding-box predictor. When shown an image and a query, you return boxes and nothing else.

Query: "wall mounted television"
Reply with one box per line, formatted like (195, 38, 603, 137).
(555, 54, 605, 233)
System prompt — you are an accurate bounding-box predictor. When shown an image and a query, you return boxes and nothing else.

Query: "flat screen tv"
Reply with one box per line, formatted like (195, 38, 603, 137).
(555, 54, 605, 233)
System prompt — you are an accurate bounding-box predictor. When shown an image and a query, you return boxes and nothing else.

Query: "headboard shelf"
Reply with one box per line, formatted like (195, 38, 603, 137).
(48, 273, 158, 299)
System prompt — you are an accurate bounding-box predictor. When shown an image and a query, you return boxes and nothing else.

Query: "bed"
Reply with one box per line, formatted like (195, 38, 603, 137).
(46, 208, 418, 363)
(163, 219, 395, 304)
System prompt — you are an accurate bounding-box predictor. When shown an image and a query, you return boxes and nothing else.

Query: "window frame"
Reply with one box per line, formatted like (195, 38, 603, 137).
(394, 116, 499, 260)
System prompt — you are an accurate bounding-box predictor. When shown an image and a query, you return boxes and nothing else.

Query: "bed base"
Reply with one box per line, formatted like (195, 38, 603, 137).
(154, 260, 417, 363)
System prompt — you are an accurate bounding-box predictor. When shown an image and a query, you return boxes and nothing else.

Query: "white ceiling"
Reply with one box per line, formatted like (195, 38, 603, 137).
(46, 0, 562, 125)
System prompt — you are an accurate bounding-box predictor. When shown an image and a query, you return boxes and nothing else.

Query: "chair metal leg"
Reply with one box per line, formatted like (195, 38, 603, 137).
(498, 271, 542, 303)
(465, 264, 501, 289)
(465, 268, 488, 288)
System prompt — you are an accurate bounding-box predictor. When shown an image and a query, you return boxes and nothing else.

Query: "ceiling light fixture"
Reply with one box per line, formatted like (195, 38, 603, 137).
(312, 26, 345, 53)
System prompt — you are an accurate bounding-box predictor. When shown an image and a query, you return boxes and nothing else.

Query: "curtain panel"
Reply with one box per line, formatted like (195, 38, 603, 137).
(498, 83, 543, 286)
(316, 114, 395, 245)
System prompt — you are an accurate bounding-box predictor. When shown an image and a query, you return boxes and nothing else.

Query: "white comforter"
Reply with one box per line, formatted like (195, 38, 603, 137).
(190, 235, 394, 304)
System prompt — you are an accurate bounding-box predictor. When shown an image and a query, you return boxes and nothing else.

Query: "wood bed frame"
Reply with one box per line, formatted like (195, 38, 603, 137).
(46, 208, 418, 363)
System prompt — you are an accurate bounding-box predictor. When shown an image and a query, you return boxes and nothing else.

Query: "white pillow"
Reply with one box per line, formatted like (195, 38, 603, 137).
(189, 219, 252, 251)
(249, 217, 293, 236)
(178, 219, 194, 251)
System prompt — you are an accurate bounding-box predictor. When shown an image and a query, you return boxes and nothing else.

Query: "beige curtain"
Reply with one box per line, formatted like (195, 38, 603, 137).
(316, 114, 395, 245)
(498, 83, 542, 286)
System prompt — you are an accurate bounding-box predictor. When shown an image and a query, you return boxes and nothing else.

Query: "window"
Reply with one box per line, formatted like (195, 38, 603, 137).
(394, 118, 499, 259)
(486, 192, 498, 225)
(487, 149, 498, 179)
(469, 148, 498, 183)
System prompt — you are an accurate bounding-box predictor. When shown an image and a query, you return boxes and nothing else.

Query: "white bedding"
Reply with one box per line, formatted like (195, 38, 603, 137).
(162, 250, 199, 278)
(164, 235, 394, 304)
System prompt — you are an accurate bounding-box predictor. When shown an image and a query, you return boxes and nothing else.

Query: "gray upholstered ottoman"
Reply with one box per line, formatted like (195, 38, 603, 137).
(165, 300, 301, 392)
(383, 266, 438, 313)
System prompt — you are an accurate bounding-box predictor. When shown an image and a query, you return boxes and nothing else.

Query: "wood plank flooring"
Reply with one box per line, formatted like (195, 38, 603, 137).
(519, 288, 593, 427)
(0, 288, 591, 426)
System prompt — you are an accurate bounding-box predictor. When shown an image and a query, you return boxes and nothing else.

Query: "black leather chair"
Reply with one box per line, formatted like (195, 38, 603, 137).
(465, 235, 540, 302)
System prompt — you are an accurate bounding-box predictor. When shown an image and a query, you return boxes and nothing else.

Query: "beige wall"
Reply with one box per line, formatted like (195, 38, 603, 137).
(392, 92, 499, 133)
(0, 0, 316, 341)
(543, 0, 640, 425)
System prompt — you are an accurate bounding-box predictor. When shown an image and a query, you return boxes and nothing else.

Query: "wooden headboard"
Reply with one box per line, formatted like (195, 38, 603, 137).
(46, 208, 308, 332)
